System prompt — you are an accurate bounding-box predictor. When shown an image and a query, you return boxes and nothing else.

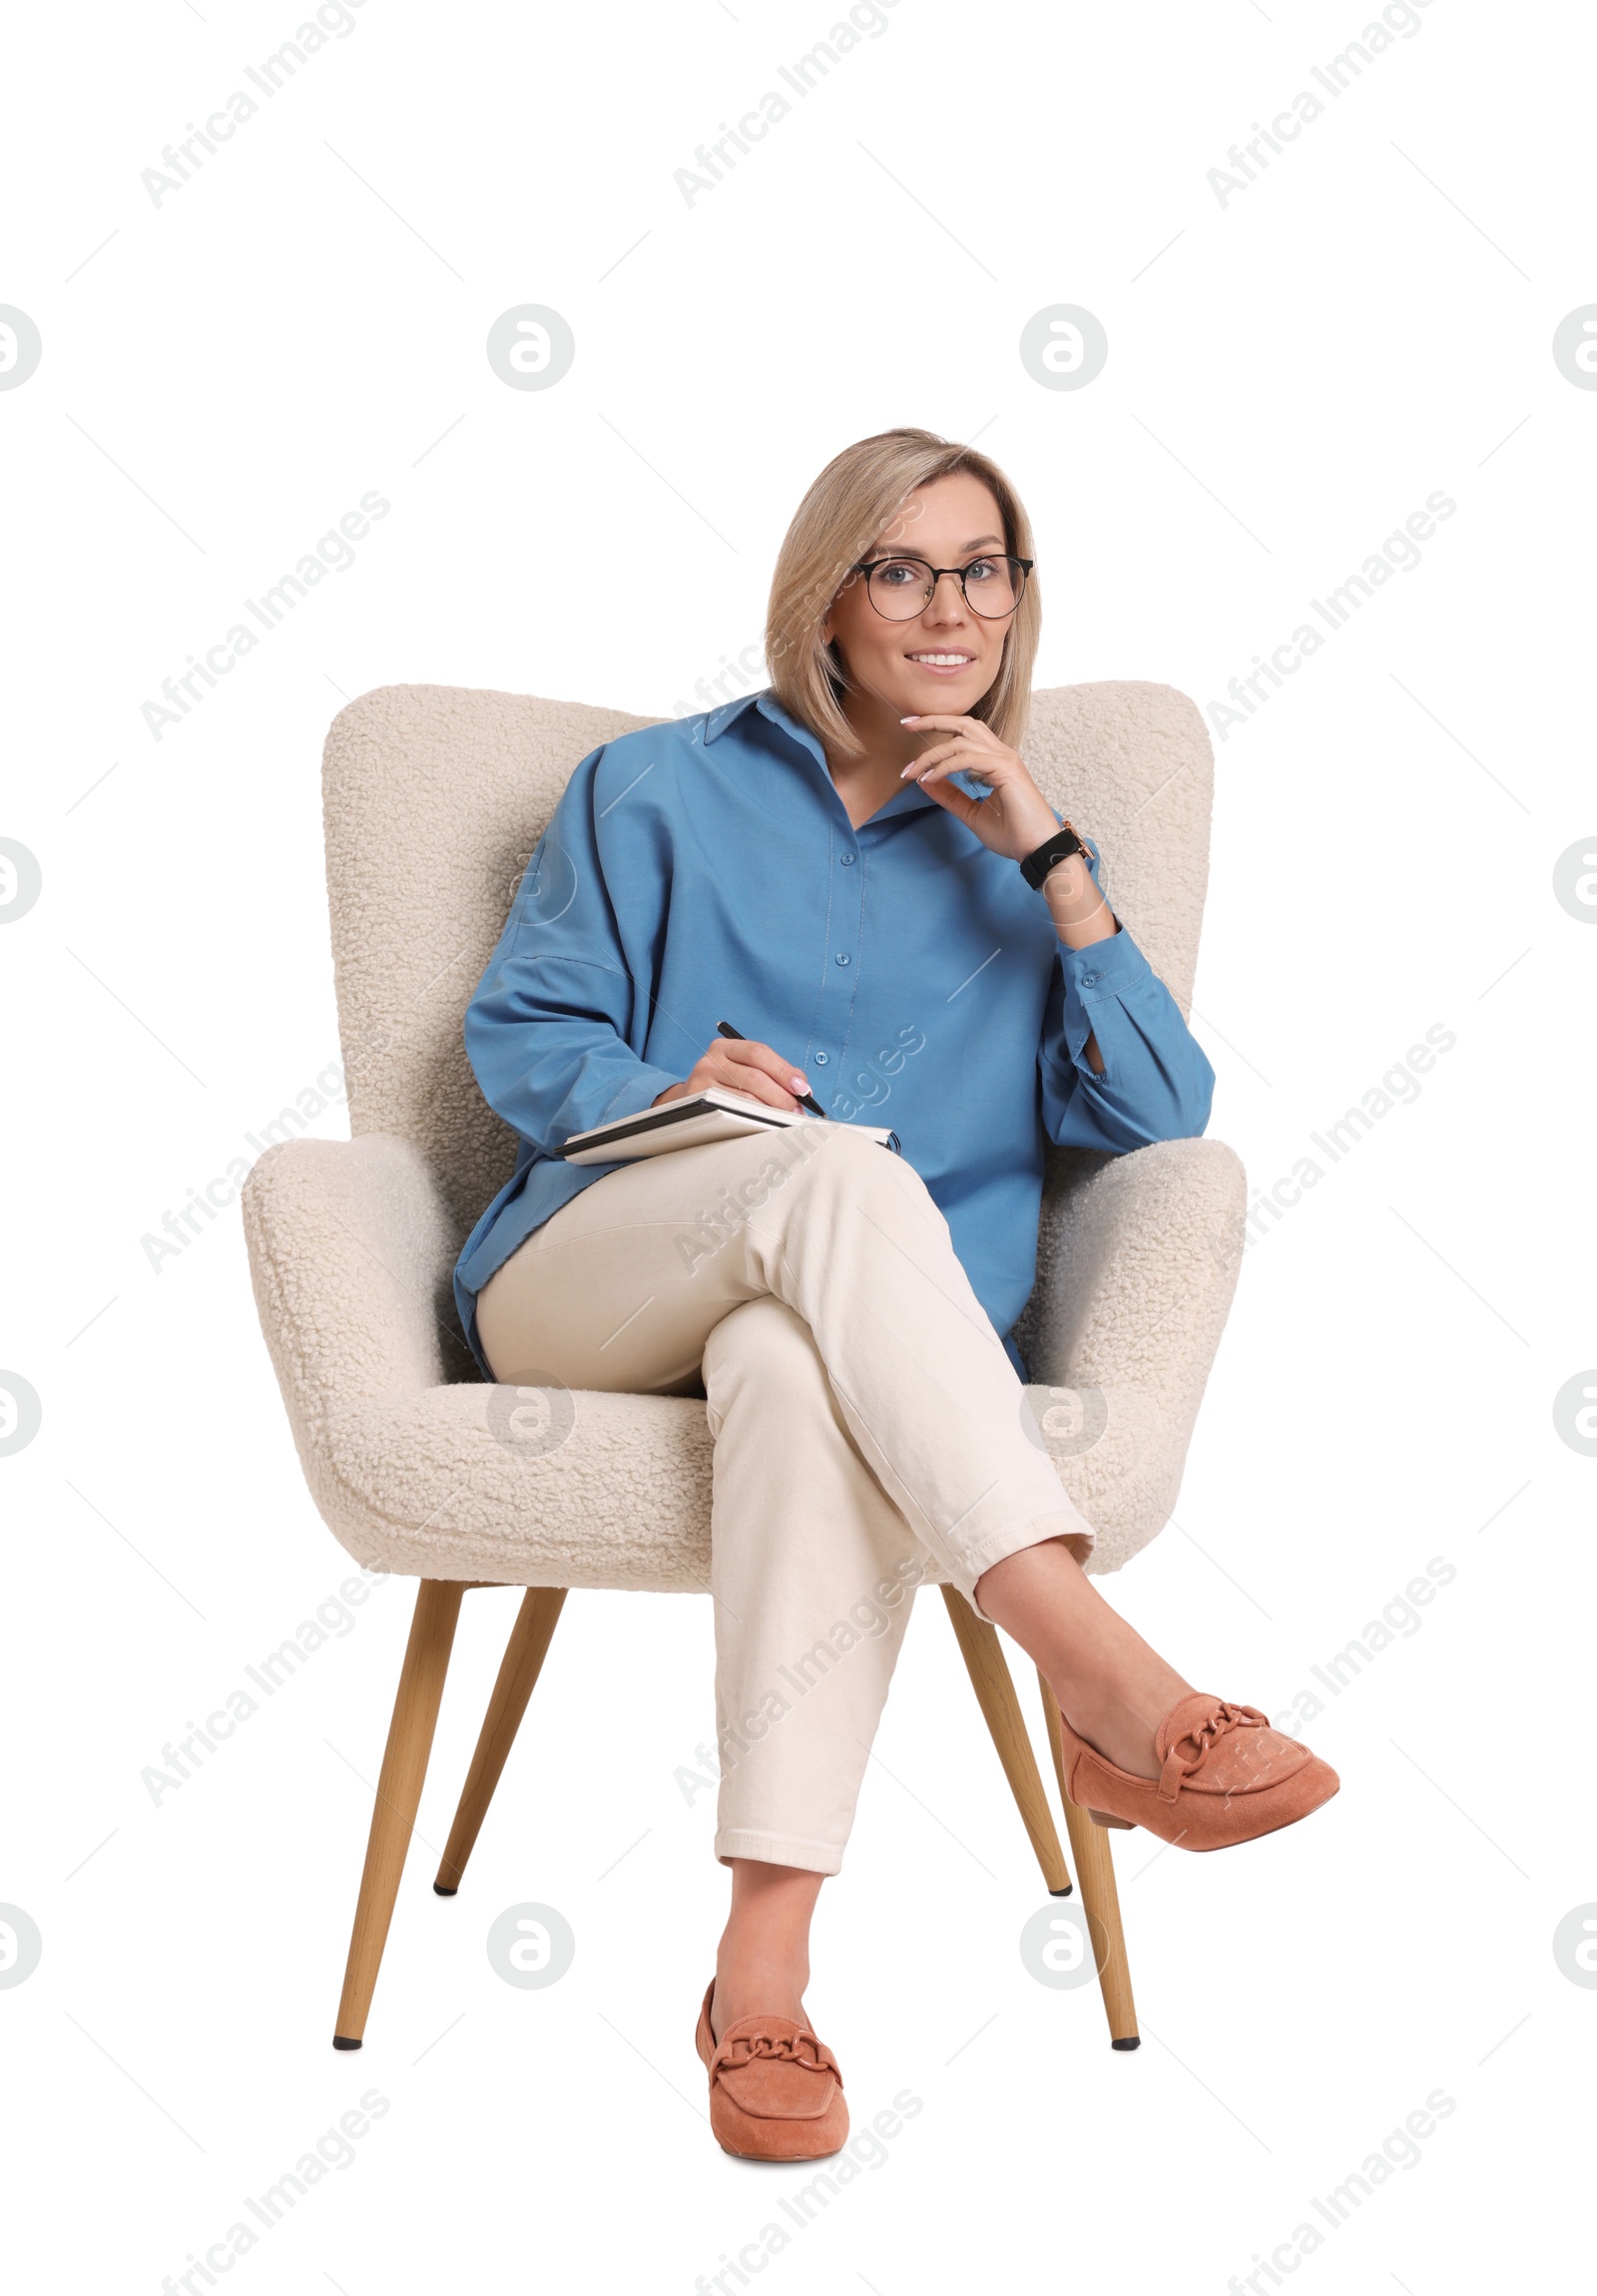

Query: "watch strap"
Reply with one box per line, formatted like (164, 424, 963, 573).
(1019, 820, 1090, 892)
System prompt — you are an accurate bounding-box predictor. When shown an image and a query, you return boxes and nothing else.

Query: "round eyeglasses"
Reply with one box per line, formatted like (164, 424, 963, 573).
(850, 553, 1034, 622)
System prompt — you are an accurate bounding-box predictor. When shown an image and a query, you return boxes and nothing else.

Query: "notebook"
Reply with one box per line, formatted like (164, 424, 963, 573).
(561, 1087, 899, 1164)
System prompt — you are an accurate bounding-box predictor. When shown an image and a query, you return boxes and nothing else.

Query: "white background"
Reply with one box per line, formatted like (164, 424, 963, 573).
(3, 0, 1593, 2289)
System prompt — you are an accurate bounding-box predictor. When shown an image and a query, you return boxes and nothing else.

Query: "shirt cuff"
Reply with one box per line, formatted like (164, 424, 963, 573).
(596, 1063, 689, 1127)
(1056, 918, 1149, 1004)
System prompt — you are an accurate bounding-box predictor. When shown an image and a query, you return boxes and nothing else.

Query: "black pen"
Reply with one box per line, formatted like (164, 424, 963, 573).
(716, 1020, 829, 1120)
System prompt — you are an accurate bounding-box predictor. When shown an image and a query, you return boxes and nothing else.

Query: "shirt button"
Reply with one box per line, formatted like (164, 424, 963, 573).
(1082, 973, 1097, 986)
(839, 852, 855, 866)
(813, 1051, 828, 1064)
(835, 953, 850, 966)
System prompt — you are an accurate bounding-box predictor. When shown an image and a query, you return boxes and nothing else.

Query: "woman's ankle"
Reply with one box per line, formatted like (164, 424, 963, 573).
(974, 1541, 1195, 1779)
(714, 1858, 824, 2040)
(711, 1947, 809, 2041)
(1053, 1654, 1195, 1780)
(1055, 1683, 1161, 1779)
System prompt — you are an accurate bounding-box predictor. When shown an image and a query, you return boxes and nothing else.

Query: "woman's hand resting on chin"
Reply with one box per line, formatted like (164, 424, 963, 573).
(896, 712, 1062, 861)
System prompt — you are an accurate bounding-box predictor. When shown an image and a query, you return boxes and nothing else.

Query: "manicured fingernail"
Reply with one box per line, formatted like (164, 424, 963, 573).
(790, 1074, 806, 1091)
(899, 714, 919, 723)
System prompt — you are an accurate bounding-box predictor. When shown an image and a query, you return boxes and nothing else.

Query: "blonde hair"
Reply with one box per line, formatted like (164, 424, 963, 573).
(765, 427, 1040, 759)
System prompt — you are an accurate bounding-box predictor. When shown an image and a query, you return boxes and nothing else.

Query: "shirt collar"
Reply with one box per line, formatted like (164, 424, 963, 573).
(702, 688, 943, 823)
(701, 688, 810, 753)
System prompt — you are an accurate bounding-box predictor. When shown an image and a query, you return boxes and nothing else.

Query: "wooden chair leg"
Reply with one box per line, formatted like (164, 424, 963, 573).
(433, 1587, 568, 1896)
(1037, 1671, 1140, 2050)
(332, 1579, 465, 2050)
(939, 1586, 1072, 1896)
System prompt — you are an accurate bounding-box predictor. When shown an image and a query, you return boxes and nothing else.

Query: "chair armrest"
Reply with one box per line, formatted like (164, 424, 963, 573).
(242, 1133, 724, 1589)
(242, 1135, 472, 1433)
(1013, 1138, 1247, 1572)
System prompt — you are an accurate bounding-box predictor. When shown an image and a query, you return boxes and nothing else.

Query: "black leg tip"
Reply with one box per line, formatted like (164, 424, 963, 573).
(432, 1883, 458, 1897)
(1111, 2036, 1141, 2052)
(1048, 1884, 1074, 1897)
(331, 2035, 363, 2051)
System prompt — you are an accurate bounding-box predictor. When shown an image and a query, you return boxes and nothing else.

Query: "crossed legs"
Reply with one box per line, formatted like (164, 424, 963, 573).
(473, 1126, 1196, 2043)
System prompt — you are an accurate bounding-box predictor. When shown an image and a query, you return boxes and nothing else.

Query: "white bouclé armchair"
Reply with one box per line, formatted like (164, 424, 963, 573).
(241, 681, 1246, 2052)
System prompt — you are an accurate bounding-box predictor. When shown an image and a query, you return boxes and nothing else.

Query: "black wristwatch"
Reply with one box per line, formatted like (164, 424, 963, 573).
(1019, 819, 1092, 891)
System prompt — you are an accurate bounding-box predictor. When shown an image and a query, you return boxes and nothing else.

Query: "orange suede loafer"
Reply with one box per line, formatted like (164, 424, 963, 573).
(1057, 1692, 1339, 1851)
(695, 1981, 849, 2161)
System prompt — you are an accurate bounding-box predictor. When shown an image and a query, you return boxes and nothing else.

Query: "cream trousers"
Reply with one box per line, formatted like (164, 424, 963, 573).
(474, 1123, 1094, 1877)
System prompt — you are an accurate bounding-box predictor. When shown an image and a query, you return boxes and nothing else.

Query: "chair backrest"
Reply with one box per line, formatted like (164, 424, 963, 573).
(321, 682, 1214, 1251)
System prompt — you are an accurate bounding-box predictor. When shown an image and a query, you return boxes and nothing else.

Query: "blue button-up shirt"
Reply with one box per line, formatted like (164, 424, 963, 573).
(453, 689, 1214, 1378)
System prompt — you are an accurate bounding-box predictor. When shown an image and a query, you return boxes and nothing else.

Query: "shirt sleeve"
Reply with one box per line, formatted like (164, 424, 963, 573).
(1037, 836, 1216, 1151)
(461, 746, 684, 1152)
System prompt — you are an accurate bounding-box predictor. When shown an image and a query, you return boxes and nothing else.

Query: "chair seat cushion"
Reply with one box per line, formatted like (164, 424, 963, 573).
(307, 1377, 1164, 1590)
(320, 1383, 718, 1592)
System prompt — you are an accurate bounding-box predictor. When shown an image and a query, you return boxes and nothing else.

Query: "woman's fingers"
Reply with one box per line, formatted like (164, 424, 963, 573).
(662, 1038, 810, 1112)
(902, 737, 1000, 784)
(715, 1038, 807, 1109)
(714, 1061, 796, 1110)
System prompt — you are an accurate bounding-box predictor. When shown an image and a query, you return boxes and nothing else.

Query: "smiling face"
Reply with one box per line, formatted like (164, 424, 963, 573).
(819, 469, 1016, 724)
